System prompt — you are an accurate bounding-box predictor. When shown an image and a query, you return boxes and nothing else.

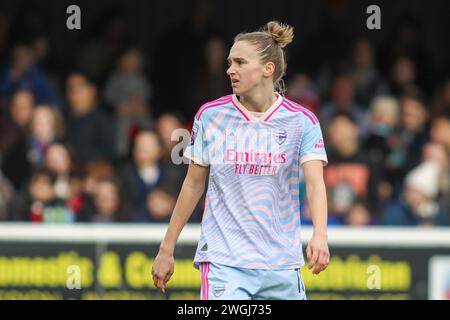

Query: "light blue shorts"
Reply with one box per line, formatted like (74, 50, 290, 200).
(199, 262, 307, 300)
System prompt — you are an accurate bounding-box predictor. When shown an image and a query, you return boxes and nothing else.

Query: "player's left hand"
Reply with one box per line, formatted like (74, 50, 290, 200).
(306, 232, 330, 275)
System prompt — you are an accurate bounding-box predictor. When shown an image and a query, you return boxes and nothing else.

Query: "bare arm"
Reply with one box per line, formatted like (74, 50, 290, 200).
(303, 160, 330, 274)
(152, 161, 209, 292)
(160, 161, 208, 253)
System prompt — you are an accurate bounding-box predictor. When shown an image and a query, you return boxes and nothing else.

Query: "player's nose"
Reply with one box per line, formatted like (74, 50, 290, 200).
(226, 65, 235, 76)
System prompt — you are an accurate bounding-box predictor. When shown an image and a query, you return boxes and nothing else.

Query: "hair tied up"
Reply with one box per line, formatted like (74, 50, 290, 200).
(266, 21, 294, 49)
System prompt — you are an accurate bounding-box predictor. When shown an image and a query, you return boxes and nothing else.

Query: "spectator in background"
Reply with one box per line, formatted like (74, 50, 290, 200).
(431, 79, 450, 118)
(363, 96, 400, 203)
(120, 131, 164, 222)
(300, 176, 374, 227)
(0, 44, 60, 107)
(65, 73, 115, 164)
(103, 47, 152, 108)
(389, 56, 422, 98)
(156, 113, 184, 162)
(0, 89, 34, 190)
(155, 114, 202, 221)
(193, 36, 229, 106)
(0, 170, 15, 220)
(146, 186, 176, 223)
(45, 143, 86, 218)
(76, 9, 129, 84)
(151, 0, 223, 119)
(155, 114, 188, 191)
(28, 105, 64, 167)
(82, 161, 116, 197)
(78, 160, 116, 220)
(29, 34, 64, 103)
(319, 74, 368, 137)
(383, 161, 449, 226)
(345, 201, 372, 226)
(90, 177, 128, 223)
(45, 144, 73, 201)
(11, 167, 73, 223)
(67, 169, 85, 220)
(422, 142, 450, 221)
(350, 39, 388, 107)
(385, 94, 429, 197)
(324, 111, 382, 224)
(286, 74, 320, 114)
(430, 116, 450, 152)
(103, 48, 153, 159)
(363, 96, 400, 163)
(31, 35, 50, 67)
(2, 89, 34, 130)
(383, 16, 431, 94)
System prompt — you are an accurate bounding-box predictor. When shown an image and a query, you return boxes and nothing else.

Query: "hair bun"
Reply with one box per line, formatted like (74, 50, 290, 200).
(266, 21, 294, 49)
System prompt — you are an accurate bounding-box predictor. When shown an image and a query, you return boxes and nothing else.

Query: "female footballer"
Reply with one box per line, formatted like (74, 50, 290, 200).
(152, 21, 329, 300)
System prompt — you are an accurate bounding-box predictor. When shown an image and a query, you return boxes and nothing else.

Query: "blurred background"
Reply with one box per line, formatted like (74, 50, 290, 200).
(0, 0, 449, 300)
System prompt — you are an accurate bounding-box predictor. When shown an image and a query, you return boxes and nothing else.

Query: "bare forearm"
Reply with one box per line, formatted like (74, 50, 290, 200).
(306, 180, 328, 235)
(160, 179, 205, 254)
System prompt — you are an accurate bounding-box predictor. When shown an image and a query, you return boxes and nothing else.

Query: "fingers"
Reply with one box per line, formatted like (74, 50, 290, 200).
(164, 269, 174, 284)
(319, 250, 330, 269)
(156, 277, 166, 293)
(308, 247, 319, 270)
(313, 250, 329, 275)
(306, 244, 312, 263)
(152, 271, 160, 290)
(152, 268, 168, 293)
(152, 265, 174, 294)
(152, 273, 157, 288)
(152, 251, 175, 294)
(152, 272, 166, 293)
(307, 241, 330, 275)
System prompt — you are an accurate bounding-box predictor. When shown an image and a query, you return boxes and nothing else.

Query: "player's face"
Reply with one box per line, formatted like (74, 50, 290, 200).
(227, 41, 266, 95)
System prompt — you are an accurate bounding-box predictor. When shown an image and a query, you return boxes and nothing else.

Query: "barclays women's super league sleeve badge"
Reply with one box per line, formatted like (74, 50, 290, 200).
(190, 123, 199, 145)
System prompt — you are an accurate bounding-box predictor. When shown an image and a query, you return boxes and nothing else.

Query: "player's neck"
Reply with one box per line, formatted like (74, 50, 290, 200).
(239, 89, 277, 113)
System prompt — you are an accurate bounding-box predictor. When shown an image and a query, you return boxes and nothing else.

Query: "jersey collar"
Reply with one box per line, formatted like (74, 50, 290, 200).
(231, 93, 283, 122)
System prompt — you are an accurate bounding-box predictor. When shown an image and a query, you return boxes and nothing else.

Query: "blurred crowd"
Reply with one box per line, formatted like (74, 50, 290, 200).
(0, 43, 195, 223)
(0, 4, 449, 227)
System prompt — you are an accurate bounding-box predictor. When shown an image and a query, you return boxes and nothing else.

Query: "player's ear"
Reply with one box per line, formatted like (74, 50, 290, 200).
(263, 61, 275, 78)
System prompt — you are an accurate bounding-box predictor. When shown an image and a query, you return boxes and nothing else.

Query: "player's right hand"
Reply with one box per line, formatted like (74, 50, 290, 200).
(151, 250, 175, 294)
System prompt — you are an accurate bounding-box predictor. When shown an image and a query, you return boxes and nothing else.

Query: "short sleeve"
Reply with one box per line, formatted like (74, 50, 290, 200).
(300, 118, 328, 166)
(183, 117, 210, 167)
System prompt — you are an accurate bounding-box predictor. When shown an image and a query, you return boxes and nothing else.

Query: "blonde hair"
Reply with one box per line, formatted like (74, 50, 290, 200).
(30, 105, 65, 139)
(370, 96, 400, 117)
(234, 21, 294, 95)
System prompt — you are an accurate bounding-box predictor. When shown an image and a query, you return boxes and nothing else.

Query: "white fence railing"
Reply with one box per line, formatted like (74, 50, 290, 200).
(0, 223, 449, 247)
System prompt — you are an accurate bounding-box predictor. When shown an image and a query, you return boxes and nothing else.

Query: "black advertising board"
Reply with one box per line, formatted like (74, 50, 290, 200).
(1, 240, 449, 300)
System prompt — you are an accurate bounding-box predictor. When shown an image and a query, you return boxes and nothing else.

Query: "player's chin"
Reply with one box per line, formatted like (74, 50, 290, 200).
(231, 84, 244, 94)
